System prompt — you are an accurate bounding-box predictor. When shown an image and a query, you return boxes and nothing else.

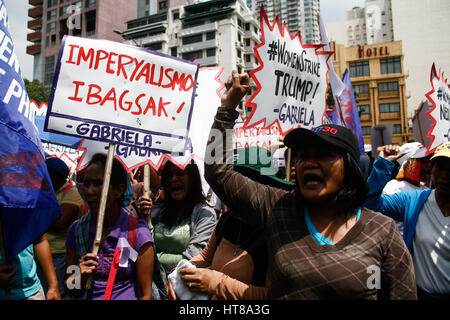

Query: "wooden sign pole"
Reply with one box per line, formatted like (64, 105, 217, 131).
(285, 148, 291, 182)
(86, 143, 115, 289)
(143, 164, 151, 225)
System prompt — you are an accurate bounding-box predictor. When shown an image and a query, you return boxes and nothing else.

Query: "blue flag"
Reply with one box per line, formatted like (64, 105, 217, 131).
(336, 69, 365, 155)
(0, 1, 60, 262)
(35, 115, 82, 148)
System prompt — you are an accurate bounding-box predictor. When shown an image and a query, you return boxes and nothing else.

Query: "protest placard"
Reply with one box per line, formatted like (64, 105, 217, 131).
(425, 63, 450, 154)
(45, 35, 199, 161)
(244, 6, 331, 136)
(76, 66, 224, 172)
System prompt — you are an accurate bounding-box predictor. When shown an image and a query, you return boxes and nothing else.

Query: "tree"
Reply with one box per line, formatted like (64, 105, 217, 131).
(326, 85, 335, 109)
(24, 78, 51, 105)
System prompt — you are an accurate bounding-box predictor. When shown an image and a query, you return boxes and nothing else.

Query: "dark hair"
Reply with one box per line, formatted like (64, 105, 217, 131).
(159, 160, 206, 226)
(333, 153, 370, 219)
(86, 153, 128, 205)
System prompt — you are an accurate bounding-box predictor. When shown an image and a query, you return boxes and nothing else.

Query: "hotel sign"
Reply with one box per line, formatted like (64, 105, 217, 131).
(358, 45, 389, 59)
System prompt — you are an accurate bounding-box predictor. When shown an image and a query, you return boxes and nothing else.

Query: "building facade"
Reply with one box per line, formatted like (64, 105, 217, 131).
(246, 0, 320, 44)
(121, 0, 260, 116)
(331, 40, 413, 145)
(327, 0, 450, 120)
(27, 0, 137, 87)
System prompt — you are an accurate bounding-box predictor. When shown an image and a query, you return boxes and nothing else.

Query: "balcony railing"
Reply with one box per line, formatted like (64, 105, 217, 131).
(28, 18, 42, 30)
(28, 6, 43, 18)
(26, 43, 41, 55)
(29, 0, 44, 5)
(27, 31, 42, 43)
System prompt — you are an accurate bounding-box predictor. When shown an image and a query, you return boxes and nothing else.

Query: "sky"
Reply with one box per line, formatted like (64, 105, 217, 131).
(3, 0, 365, 81)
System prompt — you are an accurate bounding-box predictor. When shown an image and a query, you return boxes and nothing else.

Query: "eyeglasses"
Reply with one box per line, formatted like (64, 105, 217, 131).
(76, 179, 103, 188)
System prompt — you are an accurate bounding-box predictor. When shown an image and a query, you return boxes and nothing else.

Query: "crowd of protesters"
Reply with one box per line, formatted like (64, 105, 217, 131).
(0, 70, 449, 300)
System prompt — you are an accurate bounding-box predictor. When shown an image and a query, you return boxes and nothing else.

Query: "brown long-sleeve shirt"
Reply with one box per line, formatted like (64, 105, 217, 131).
(190, 212, 268, 300)
(204, 106, 417, 300)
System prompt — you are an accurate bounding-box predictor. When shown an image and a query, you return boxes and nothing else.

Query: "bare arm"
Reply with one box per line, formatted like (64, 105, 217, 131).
(135, 242, 154, 300)
(49, 203, 80, 232)
(33, 234, 61, 300)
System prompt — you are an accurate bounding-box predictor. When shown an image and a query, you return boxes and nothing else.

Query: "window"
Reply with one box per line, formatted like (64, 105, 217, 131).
(393, 124, 402, 134)
(47, 22, 56, 33)
(173, 12, 179, 20)
(380, 57, 401, 74)
(85, 0, 96, 7)
(379, 102, 400, 113)
(245, 23, 250, 31)
(353, 84, 369, 95)
(358, 104, 370, 115)
(182, 34, 202, 45)
(378, 81, 398, 92)
(349, 61, 369, 77)
(245, 54, 251, 63)
(245, 38, 250, 47)
(86, 10, 96, 36)
(59, 18, 68, 41)
(48, 0, 58, 7)
(362, 126, 371, 136)
(236, 49, 241, 58)
(159, 1, 167, 10)
(47, 9, 57, 21)
(170, 47, 177, 57)
(44, 55, 55, 87)
(51, 34, 56, 46)
(182, 50, 202, 61)
(206, 48, 215, 57)
(206, 31, 215, 40)
(145, 42, 162, 51)
(60, 5, 70, 16)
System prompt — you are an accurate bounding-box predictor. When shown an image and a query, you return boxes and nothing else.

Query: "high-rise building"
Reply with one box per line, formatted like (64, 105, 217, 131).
(137, 0, 186, 18)
(327, 0, 450, 120)
(327, 0, 393, 47)
(120, 0, 260, 117)
(27, 0, 137, 88)
(121, 0, 259, 80)
(247, 0, 320, 44)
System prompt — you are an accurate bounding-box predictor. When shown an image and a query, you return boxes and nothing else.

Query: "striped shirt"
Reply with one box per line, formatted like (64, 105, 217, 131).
(204, 106, 417, 300)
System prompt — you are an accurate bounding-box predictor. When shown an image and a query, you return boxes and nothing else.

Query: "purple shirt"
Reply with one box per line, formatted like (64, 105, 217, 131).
(66, 208, 153, 300)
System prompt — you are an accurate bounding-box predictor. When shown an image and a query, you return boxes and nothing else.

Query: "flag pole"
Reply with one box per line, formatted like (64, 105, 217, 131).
(0, 209, 11, 300)
(285, 149, 291, 182)
(335, 95, 348, 128)
(86, 143, 116, 289)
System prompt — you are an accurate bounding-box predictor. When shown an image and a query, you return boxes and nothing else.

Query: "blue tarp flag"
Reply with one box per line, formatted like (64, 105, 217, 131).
(35, 115, 81, 148)
(0, 0, 60, 262)
(331, 69, 365, 155)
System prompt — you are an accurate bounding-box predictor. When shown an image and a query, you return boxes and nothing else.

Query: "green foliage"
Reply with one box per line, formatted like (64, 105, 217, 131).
(23, 78, 50, 105)
(326, 85, 335, 109)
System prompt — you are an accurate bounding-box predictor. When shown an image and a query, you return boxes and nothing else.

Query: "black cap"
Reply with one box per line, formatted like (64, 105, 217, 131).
(284, 124, 360, 164)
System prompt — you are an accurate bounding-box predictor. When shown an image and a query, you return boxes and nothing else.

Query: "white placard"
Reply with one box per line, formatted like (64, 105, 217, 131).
(46, 35, 199, 159)
(425, 63, 450, 154)
(244, 6, 331, 136)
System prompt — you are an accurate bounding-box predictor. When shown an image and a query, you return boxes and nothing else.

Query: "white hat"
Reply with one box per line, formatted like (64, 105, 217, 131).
(396, 142, 427, 166)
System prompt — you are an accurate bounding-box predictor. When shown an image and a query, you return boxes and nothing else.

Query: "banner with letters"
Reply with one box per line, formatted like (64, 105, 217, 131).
(45, 35, 199, 167)
(76, 67, 224, 172)
(244, 6, 331, 136)
(424, 63, 450, 155)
